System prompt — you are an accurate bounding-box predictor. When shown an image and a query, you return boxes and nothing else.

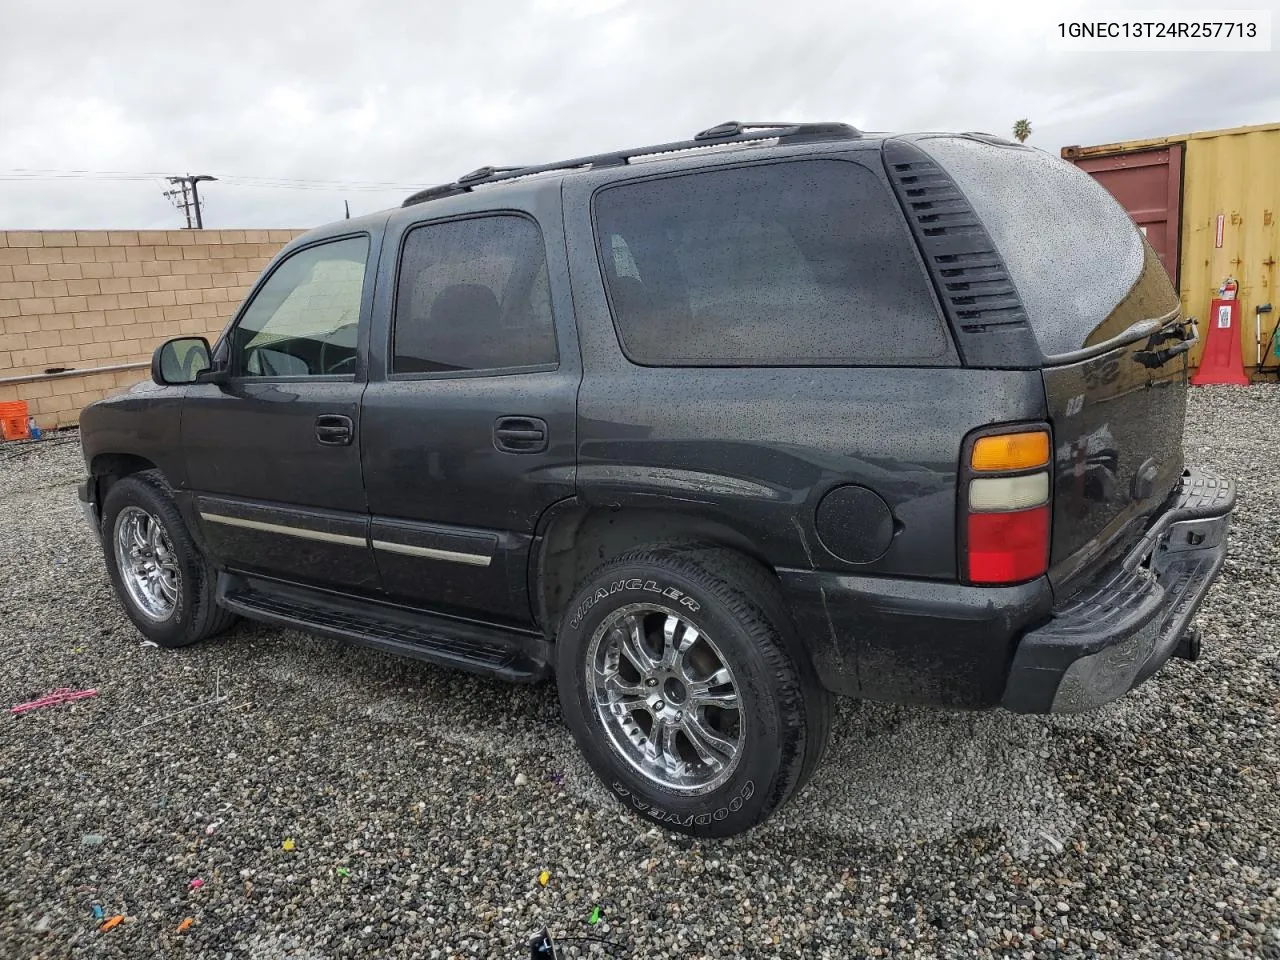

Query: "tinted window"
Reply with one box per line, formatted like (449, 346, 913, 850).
(232, 236, 368, 377)
(393, 216, 558, 374)
(917, 137, 1165, 356)
(593, 160, 951, 365)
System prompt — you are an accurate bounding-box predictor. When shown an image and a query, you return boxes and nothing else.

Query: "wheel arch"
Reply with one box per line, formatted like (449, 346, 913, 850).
(88, 452, 162, 504)
(531, 503, 779, 635)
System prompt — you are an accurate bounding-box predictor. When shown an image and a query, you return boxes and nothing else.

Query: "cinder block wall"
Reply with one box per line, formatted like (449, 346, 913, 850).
(0, 229, 305, 428)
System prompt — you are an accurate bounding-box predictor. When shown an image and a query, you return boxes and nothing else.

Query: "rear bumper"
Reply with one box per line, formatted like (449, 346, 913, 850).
(779, 470, 1233, 712)
(1001, 471, 1234, 713)
(778, 565, 1053, 708)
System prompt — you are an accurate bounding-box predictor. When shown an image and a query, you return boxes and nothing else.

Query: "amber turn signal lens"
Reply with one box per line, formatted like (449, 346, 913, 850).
(970, 431, 1050, 472)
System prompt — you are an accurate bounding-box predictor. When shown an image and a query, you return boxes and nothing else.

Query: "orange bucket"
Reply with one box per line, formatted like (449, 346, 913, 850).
(0, 400, 31, 441)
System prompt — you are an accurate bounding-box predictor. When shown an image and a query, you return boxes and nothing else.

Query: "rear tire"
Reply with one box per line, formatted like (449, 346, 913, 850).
(555, 544, 829, 837)
(654, 543, 833, 794)
(100, 470, 237, 648)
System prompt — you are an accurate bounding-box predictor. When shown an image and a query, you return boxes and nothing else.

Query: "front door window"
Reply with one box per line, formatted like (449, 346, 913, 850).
(231, 236, 370, 377)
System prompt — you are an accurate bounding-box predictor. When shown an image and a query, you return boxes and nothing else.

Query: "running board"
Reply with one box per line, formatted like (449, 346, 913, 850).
(216, 572, 551, 683)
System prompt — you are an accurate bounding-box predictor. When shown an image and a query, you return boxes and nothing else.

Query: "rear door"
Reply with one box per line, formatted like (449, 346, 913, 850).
(915, 136, 1188, 594)
(182, 233, 381, 591)
(359, 189, 579, 626)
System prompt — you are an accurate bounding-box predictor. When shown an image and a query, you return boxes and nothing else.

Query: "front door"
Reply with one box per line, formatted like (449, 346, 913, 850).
(360, 202, 578, 626)
(182, 232, 381, 591)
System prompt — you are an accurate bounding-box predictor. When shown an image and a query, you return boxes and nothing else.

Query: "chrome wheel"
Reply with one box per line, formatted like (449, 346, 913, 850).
(113, 506, 181, 621)
(587, 602, 743, 794)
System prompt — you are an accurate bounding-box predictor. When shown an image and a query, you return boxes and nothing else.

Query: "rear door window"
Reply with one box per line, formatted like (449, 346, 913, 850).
(392, 215, 558, 375)
(592, 159, 954, 366)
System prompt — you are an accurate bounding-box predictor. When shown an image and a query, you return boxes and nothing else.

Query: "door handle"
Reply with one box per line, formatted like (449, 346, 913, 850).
(315, 414, 353, 446)
(493, 416, 548, 453)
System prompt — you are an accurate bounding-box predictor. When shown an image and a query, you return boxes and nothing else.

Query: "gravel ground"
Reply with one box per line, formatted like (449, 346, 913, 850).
(1, 385, 1278, 959)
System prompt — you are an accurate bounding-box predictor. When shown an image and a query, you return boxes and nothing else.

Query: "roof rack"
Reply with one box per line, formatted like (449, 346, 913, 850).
(401, 120, 860, 207)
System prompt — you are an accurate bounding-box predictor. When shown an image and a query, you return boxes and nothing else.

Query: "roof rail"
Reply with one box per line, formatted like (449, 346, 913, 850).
(457, 165, 526, 184)
(401, 120, 860, 207)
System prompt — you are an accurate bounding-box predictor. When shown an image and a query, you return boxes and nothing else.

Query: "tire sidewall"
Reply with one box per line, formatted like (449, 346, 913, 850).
(100, 476, 204, 647)
(556, 559, 789, 836)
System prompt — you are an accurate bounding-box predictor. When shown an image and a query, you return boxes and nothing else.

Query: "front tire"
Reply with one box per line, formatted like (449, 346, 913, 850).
(100, 471, 236, 648)
(555, 545, 827, 837)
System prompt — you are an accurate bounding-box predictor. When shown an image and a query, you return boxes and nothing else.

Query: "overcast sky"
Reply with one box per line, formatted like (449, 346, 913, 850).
(1, 0, 1276, 229)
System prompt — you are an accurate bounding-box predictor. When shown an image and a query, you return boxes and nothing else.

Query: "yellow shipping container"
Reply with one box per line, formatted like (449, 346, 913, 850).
(1064, 122, 1280, 377)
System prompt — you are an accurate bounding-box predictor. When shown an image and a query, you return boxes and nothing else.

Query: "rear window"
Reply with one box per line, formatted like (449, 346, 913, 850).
(592, 159, 954, 366)
(916, 137, 1162, 357)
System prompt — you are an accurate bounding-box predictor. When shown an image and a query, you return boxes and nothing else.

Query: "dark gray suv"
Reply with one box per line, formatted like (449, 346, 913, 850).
(78, 121, 1234, 836)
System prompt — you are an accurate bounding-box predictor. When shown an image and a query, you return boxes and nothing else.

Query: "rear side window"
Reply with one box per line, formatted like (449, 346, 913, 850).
(592, 159, 953, 366)
(916, 137, 1162, 356)
(393, 215, 558, 374)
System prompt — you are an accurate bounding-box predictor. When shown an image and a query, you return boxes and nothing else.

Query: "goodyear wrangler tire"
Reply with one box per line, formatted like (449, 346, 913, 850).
(555, 545, 822, 837)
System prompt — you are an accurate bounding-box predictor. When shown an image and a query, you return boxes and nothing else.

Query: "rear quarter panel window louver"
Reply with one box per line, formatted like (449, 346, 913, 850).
(883, 139, 1041, 368)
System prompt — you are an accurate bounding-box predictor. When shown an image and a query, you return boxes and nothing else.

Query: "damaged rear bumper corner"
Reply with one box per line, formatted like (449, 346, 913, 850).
(1002, 471, 1234, 714)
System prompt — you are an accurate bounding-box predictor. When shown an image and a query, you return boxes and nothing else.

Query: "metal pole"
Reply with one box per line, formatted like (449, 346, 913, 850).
(190, 177, 203, 229)
(190, 175, 217, 230)
(1256, 308, 1263, 368)
(0, 360, 149, 387)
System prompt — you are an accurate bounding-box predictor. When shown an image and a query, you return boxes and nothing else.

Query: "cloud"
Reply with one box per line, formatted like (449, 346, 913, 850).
(0, 0, 1276, 228)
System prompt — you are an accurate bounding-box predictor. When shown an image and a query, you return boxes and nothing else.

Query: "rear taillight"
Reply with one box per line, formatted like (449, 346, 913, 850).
(967, 506, 1051, 583)
(962, 427, 1052, 585)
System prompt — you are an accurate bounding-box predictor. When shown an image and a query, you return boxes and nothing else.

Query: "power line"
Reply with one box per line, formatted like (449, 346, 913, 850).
(0, 168, 428, 191)
(0, 171, 165, 181)
(217, 178, 420, 192)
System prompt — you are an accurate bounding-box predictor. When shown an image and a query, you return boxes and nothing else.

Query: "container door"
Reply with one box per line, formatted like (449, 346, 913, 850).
(1071, 145, 1183, 290)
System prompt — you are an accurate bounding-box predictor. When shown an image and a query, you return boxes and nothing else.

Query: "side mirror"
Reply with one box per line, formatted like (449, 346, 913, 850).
(151, 337, 213, 386)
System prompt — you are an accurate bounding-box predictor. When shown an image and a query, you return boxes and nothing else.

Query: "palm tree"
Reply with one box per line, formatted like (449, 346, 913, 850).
(1012, 119, 1032, 143)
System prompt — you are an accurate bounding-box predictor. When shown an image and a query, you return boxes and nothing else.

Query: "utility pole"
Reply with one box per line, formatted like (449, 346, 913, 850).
(163, 178, 192, 228)
(163, 174, 218, 229)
